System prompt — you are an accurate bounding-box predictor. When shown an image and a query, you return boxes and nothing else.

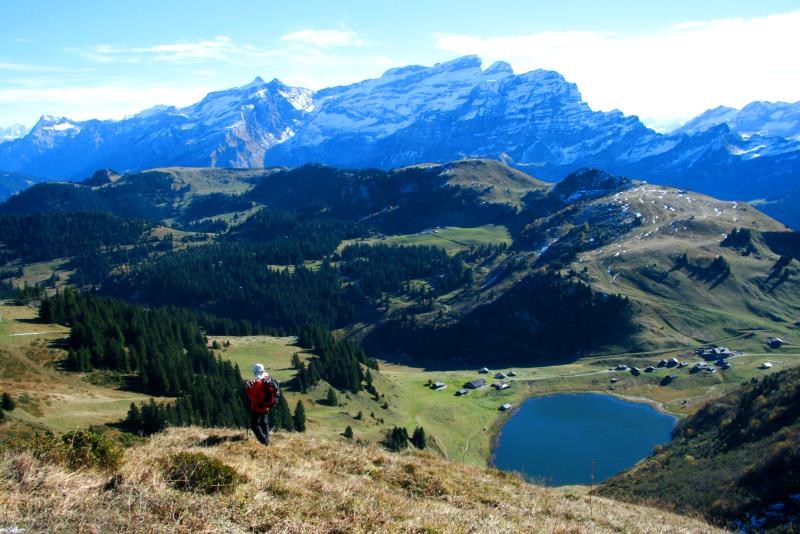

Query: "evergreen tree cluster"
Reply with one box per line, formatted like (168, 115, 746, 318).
(263, 397, 307, 433)
(103, 242, 357, 329)
(228, 208, 365, 263)
(0, 281, 44, 304)
(338, 243, 472, 298)
(365, 272, 635, 363)
(180, 193, 254, 223)
(383, 426, 428, 451)
(0, 171, 182, 221)
(268, 395, 295, 431)
(383, 426, 409, 451)
(0, 212, 150, 264)
(294, 325, 378, 393)
(40, 289, 248, 430)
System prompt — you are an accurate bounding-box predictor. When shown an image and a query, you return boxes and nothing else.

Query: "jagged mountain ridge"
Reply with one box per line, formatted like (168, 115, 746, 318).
(0, 78, 309, 181)
(674, 100, 800, 139)
(0, 56, 798, 202)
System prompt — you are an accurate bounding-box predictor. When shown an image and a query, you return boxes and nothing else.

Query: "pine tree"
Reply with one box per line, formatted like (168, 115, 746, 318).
(343, 425, 353, 439)
(411, 426, 427, 450)
(0, 409, 5, 423)
(384, 426, 409, 451)
(1, 392, 15, 412)
(269, 395, 294, 431)
(325, 387, 339, 407)
(126, 402, 143, 432)
(291, 353, 303, 370)
(293, 400, 307, 432)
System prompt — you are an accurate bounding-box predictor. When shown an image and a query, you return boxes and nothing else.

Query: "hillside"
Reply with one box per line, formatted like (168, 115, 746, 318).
(2, 160, 799, 365)
(0, 426, 723, 533)
(599, 366, 800, 531)
(0, 166, 277, 222)
(249, 159, 549, 234)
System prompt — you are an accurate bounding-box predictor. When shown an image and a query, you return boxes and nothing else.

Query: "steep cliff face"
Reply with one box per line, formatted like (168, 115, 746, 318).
(266, 55, 663, 172)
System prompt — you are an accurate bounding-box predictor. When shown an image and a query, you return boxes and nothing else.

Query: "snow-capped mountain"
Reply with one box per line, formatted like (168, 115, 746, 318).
(675, 101, 800, 139)
(0, 56, 798, 202)
(0, 124, 29, 143)
(0, 78, 311, 180)
(266, 55, 664, 172)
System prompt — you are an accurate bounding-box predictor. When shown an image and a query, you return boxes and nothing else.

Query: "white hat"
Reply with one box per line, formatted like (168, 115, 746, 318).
(252, 363, 268, 379)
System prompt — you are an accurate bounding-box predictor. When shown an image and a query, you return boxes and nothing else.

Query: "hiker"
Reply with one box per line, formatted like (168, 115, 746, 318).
(244, 363, 280, 446)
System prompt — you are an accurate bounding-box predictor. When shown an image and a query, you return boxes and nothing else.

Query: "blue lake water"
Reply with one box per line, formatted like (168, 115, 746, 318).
(492, 393, 676, 486)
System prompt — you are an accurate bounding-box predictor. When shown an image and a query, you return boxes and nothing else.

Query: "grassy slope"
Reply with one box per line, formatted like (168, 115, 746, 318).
(437, 158, 551, 209)
(0, 426, 723, 533)
(566, 184, 800, 351)
(0, 304, 159, 436)
(350, 224, 512, 254)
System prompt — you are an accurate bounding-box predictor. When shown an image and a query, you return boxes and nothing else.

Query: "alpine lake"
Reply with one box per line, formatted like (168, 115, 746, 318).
(492, 393, 676, 485)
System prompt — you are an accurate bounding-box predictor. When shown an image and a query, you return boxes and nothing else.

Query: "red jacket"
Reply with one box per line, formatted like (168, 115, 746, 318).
(245, 378, 277, 413)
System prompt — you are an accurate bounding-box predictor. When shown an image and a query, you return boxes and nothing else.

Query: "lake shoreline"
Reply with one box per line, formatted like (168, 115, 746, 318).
(487, 389, 679, 484)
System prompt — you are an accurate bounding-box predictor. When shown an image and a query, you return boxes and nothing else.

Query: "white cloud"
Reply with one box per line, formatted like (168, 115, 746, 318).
(74, 36, 280, 65)
(280, 29, 364, 47)
(0, 62, 90, 73)
(434, 10, 800, 130)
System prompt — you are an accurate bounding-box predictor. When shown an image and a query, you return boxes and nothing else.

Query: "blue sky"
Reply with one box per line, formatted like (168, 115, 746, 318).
(1, 0, 799, 130)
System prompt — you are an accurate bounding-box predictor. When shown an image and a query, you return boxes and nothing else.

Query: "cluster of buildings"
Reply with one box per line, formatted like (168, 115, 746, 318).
(430, 367, 518, 411)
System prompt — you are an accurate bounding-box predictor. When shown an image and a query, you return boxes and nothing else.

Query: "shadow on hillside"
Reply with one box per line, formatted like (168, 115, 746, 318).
(17, 316, 47, 325)
(197, 434, 248, 447)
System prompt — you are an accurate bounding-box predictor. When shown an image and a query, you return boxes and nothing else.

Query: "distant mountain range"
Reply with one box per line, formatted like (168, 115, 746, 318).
(0, 124, 28, 143)
(0, 55, 798, 203)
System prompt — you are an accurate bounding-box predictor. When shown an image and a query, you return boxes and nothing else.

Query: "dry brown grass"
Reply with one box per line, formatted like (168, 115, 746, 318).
(1, 426, 725, 533)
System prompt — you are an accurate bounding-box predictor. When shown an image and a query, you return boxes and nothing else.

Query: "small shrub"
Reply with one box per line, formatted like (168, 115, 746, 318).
(164, 452, 244, 495)
(61, 429, 124, 471)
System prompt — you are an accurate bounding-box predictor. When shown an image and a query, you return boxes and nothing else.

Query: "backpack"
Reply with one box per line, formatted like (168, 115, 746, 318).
(244, 376, 281, 413)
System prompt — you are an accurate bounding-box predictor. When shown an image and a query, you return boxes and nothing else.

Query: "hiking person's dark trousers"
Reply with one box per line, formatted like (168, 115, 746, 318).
(250, 411, 269, 445)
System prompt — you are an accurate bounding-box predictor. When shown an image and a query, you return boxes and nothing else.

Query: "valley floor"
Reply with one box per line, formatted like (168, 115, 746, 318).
(3, 302, 798, 472)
